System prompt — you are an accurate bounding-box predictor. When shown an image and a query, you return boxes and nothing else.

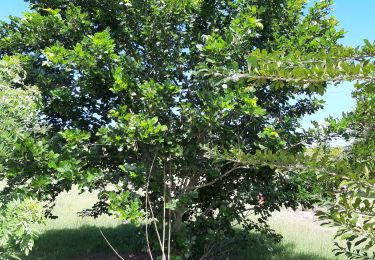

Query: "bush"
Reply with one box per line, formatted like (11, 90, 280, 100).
(0, 198, 44, 259)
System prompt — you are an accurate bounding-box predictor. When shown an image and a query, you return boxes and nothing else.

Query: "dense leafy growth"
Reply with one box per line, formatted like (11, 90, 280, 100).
(316, 82, 374, 259)
(0, 58, 45, 259)
(0, 0, 374, 258)
(0, 198, 44, 259)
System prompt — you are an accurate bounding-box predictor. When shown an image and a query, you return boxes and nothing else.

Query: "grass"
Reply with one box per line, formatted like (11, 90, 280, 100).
(27, 225, 143, 260)
(25, 188, 342, 259)
(26, 188, 137, 260)
(231, 210, 342, 260)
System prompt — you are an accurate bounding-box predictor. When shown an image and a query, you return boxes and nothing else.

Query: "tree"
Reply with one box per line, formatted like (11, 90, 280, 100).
(1, 0, 370, 258)
(214, 42, 375, 258)
(0, 57, 45, 259)
(315, 80, 375, 259)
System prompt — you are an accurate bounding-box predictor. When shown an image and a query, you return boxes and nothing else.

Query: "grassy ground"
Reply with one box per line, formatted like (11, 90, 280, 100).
(26, 188, 342, 260)
(232, 210, 341, 260)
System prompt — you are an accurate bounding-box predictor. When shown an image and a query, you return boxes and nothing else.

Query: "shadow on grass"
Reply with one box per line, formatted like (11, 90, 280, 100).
(229, 232, 334, 260)
(27, 226, 333, 260)
(26, 224, 146, 260)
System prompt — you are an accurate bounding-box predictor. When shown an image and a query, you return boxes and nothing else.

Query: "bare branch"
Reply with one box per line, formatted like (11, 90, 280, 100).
(189, 165, 248, 191)
(145, 153, 158, 260)
(99, 228, 126, 260)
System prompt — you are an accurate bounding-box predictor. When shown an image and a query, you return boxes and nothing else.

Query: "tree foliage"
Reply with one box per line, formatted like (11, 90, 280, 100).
(0, 198, 44, 260)
(212, 41, 375, 258)
(0, 57, 45, 259)
(0, 0, 374, 258)
(316, 81, 374, 259)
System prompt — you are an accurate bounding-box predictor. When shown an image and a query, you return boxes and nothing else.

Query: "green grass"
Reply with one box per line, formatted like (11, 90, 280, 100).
(26, 188, 141, 260)
(231, 210, 342, 260)
(25, 188, 342, 259)
(27, 225, 143, 260)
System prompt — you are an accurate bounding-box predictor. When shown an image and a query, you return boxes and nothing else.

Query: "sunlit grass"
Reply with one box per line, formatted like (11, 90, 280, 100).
(37, 188, 121, 232)
(268, 210, 339, 258)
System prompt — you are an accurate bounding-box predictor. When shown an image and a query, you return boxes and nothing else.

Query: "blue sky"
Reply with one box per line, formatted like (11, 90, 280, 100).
(301, 1, 375, 128)
(0, 0, 28, 20)
(1, 0, 374, 128)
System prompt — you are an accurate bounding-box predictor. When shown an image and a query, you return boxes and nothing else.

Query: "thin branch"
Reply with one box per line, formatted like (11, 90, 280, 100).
(253, 53, 375, 66)
(144, 152, 165, 259)
(189, 165, 248, 191)
(99, 228, 126, 260)
(225, 74, 375, 84)
(167, 164, 172, 260)
(162, 166, 167, 260)
(147, 193, 164, 256)
(215, 155, 375, 190)
(199, 243, 216, 260)
(145, 153, 158, 260)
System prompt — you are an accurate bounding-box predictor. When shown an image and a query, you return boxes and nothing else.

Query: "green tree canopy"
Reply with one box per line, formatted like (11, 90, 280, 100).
(0, 57, 45, 260)
(1, 0, 373, 258)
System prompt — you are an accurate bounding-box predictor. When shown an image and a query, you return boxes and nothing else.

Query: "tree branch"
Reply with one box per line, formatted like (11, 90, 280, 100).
(188, 165, 248, 191)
